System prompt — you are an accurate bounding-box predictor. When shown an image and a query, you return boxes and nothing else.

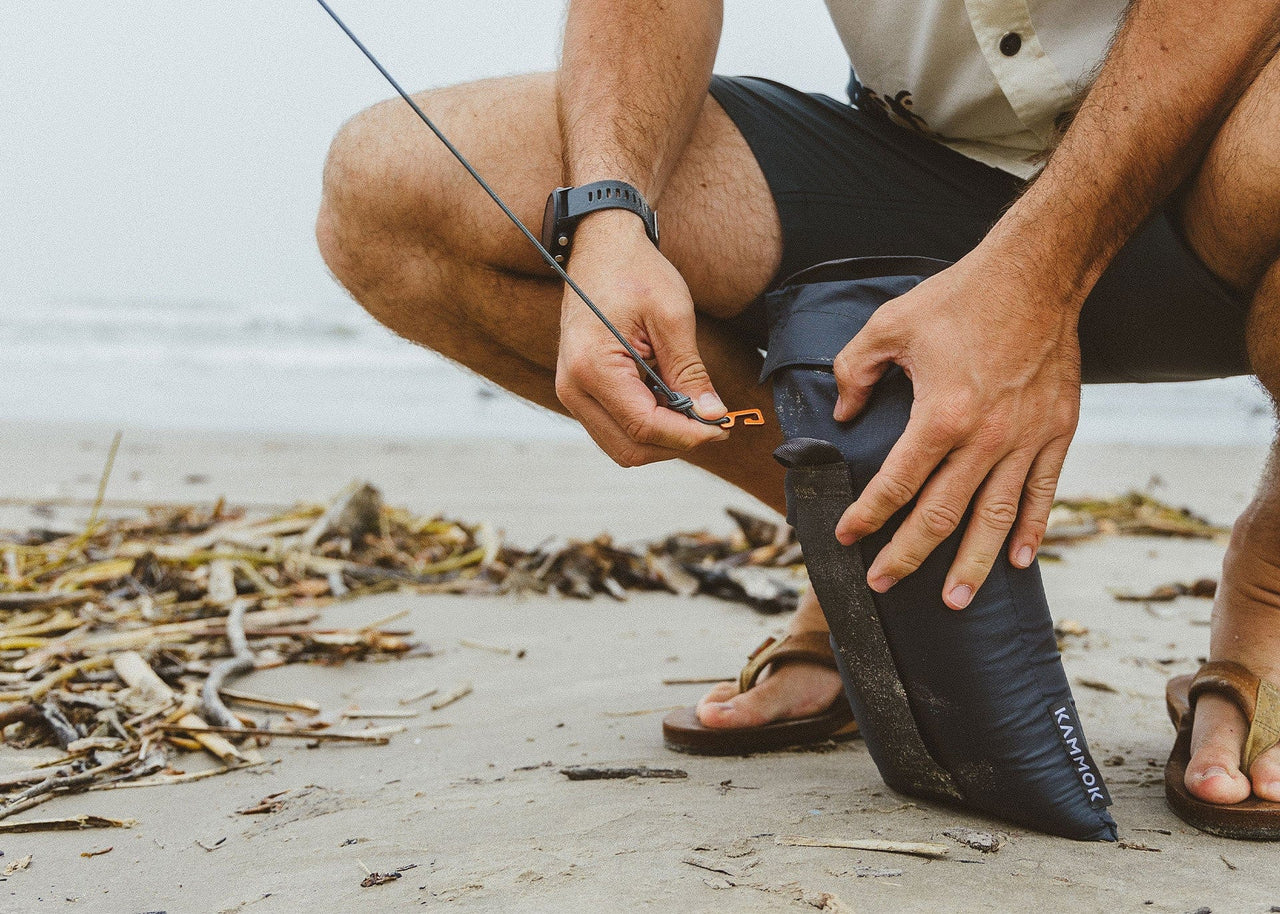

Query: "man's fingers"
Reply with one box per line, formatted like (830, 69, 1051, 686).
(648, 307, 726, 420)
(1008, 436, 1072, 568)
(943, 453, 1035, 609)
(558, 340, 728, 457)
(834, 418, 951, 546)
(831, 321, 897, 422)
(560, 384, 691, 467)
(860, 449, 989, 591)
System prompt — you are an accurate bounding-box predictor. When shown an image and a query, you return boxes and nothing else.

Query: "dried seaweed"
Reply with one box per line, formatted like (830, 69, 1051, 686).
(0, 480, 1221, 810)
(1046, 493, 1227, 542)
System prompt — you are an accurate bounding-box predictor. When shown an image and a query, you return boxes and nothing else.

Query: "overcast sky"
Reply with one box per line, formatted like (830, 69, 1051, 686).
(1, 1, 849, 309)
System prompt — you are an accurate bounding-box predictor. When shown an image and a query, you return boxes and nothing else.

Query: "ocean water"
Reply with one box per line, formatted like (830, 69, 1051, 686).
(0, 293, 1272, 444)
(2, 2, 1273, 445)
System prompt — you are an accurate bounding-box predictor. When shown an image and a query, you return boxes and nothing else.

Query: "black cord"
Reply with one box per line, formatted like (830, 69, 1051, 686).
(315, 0, 726, 427)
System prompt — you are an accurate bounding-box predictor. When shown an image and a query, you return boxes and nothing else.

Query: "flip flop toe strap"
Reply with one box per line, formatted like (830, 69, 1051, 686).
(1189, 660, 1280, 775)
(738, 631, 837, 694)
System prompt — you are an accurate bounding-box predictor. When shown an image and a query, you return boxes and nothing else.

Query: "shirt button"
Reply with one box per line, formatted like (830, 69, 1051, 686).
(999, 32, 1022, 56)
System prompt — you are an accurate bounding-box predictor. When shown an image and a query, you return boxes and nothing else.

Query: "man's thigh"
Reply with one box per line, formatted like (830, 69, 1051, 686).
(330, 72, 782, 318)
(711, 75, 1251, 381)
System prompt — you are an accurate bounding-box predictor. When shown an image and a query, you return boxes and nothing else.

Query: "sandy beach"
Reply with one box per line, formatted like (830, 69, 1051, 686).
(1, 420, 1277, 912)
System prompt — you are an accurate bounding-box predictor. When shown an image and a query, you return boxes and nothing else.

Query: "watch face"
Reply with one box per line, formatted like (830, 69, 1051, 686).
(540, 188, 560, 252)
(541, 187, 568, 256)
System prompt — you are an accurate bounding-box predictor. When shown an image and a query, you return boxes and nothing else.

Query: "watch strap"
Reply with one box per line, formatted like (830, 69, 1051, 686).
(543, 180, 659, 264)
(563, 181, 658, 246)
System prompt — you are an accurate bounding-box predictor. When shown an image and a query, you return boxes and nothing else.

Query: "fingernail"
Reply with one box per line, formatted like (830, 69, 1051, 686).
(949, 584, 973, 609)
(869, 575, 897, 593)
(698, 393, 726, 416)
(1198, 765, 1229, 782)
(1260, 780, 1280, 798)
(711, 701, 735, 713)
(1015, 546, 1033, 568)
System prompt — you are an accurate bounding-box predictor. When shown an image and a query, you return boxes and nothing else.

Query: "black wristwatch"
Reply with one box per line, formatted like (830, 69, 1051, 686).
(540, 180, 659, 265)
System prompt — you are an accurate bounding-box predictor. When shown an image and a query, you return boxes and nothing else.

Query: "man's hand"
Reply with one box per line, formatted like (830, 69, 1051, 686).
(831, 252, 1082, 609)
(555, 211, 728, 466)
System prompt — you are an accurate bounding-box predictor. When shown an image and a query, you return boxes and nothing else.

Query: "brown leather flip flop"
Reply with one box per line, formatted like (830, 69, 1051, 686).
(1165, 660, 1280, 840)
(662, 631, 858, 755)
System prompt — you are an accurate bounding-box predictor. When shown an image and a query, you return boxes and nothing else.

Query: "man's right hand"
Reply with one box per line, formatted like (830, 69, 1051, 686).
(554, 210, 729, 467)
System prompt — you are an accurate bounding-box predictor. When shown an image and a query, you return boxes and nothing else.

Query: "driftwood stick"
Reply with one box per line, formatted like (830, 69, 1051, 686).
(39, 700, 80, 749)
(559, 765, 688, 781)
(0, 767, 63, 791)
(0, 793, 57, 821)
(5, 770, 97, 808)
(0, 755, 133, 822)
(201, 601, 255, 729)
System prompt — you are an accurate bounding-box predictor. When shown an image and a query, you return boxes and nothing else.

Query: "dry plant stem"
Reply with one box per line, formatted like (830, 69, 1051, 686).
(776, 835, 950, 859)
(159, 724, 391, 744)
(359, 609, 410, 632)
(217, 688, 320, 714)
(0, 755, 133, 822)
(0, 814, 134, 834)
(0, 793, 57, 821)
(113, 651, 245, 763)
(398, 688, 439, 705)
(0, 656, 115, 702)
(430, 682, 473, 711)
(90, 760, 267, 791)
(341, 709, 418, 719)
(16, 608, 316, 671)
(201, 600, 256, 729)
(0, 767, 59, 790)
(661, 676, 735, 685)
(85, 432, 123, 534)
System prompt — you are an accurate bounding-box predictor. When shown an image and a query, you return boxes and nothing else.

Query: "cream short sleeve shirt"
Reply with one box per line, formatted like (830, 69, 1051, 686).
(824, 0, 1128, 178)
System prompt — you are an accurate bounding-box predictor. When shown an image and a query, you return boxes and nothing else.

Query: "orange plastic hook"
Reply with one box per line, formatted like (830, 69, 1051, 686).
(719, 408, 765, 428)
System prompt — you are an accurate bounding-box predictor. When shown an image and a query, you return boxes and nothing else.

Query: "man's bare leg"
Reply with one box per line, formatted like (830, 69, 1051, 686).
(316, 73, 842, 730)
(1175, 49, 1280, 803)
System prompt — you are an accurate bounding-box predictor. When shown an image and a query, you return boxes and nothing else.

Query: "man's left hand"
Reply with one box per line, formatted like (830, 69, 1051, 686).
(831, 252, 1083, 609)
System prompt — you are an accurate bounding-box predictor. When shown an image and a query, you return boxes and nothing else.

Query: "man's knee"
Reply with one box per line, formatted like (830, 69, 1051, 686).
(1247, 273, 1280, 398)
(1180, 52, 1280, 297)
(315, 94, 455, 301)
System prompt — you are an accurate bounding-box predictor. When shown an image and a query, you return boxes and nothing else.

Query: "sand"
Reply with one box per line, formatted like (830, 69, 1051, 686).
(0, 421, 1277, 913)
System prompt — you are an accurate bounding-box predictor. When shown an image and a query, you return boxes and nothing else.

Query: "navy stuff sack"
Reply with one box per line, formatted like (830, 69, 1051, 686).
(761, 256, 1118, 841)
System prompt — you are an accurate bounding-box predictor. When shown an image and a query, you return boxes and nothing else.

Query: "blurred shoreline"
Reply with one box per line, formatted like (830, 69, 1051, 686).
(2, 295, 1274, 444)
(1, 420, 1268, 543)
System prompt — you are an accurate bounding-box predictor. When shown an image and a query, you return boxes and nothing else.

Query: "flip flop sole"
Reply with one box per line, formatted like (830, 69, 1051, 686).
(1165, 674, 1280, 840)
(661, 702, 858, 755)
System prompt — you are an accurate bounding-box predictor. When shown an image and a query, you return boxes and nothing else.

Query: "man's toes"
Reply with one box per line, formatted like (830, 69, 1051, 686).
(1248, 744, 1280, 801)
(694, 673, 807, 730)
(1186, 693, 1253, 805)
(694, 682, 741, 727)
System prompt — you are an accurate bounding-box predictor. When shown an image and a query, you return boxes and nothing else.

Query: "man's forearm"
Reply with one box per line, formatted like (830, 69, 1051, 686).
(558, 0, 722, 201)
(982, 0, 1280, 308)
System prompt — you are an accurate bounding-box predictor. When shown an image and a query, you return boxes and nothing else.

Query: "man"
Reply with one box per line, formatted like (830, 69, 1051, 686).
(316, 0, 1280, 831)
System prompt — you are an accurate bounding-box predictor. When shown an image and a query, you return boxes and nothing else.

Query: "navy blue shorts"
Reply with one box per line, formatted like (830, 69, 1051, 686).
(708, 75, 1251, 384)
